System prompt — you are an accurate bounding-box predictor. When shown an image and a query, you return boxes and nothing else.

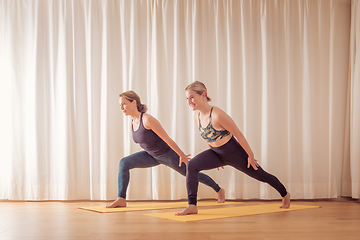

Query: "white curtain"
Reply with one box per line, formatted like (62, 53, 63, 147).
(0, 0, 357, 200)
(342, 0, 360, 199)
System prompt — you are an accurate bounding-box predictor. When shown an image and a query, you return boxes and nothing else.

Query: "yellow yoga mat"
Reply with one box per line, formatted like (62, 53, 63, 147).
(79, 201, 243, 213)
(144, 204, 320, 222)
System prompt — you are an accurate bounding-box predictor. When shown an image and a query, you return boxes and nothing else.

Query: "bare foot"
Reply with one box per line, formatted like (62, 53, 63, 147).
(175, 204, 198, 216)
(216, 188, 226, 203)
(106, 197, 127, 208)
(280, 193, 290, 209)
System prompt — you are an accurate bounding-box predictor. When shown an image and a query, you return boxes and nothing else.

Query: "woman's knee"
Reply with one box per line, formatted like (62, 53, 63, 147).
(186, 159, 200, 173)
(119, 157, 131, 170)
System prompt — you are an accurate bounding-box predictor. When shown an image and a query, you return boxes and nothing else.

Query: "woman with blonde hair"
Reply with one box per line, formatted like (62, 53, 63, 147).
(107, 90, 225, 208)
(176, 81, 290, 215)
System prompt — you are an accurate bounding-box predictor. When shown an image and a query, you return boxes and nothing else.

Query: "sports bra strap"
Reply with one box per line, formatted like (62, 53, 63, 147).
(209, 106, 214, 119)
(198, 106, 214, 127)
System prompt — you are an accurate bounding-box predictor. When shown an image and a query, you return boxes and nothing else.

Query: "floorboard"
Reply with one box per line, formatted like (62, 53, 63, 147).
(0, 199, 359, 240)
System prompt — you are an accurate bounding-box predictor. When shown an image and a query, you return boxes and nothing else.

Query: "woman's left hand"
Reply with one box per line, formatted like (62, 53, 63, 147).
(247, 156, 259, 170)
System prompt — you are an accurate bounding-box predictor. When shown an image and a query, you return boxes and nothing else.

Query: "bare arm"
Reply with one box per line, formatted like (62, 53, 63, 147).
(143, 114, 190, 166)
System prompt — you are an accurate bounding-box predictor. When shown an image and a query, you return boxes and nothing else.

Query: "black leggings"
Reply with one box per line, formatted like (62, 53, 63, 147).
(186, 137, 287, 205)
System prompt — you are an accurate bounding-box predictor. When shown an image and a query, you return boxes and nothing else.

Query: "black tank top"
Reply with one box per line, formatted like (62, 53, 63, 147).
(132, 113, 170, 157)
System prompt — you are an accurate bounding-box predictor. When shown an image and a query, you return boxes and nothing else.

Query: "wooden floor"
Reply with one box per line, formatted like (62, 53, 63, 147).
(0, 198, 359, 240)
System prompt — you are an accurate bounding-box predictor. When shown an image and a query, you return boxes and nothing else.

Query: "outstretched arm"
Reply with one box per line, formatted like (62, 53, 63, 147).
(143, 114, 190, 166)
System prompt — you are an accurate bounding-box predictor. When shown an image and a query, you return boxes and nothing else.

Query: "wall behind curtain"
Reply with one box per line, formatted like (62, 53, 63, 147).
(0, 0, 356, 200)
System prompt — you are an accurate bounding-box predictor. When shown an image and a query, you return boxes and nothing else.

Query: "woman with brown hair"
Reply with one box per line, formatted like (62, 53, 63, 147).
(107, 90, 225, 208)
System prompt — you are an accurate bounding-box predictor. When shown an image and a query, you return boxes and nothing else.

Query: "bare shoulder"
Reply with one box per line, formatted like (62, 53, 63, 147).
(211, 106, 229, 120)
(142, 113, 151, 121)
(142, 113, 158, 129)
(211, 106, 238, 131)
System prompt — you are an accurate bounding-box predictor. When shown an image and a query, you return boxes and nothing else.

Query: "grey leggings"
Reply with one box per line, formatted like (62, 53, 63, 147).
(186, 137, 287, 205)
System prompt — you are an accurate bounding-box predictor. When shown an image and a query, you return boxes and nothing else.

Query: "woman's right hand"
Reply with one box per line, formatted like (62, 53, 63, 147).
(179, 154, 191, 167)
(247, 156, 259, 170)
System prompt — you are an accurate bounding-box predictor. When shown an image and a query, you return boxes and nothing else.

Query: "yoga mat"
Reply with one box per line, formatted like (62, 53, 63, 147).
(144, 203, 320, 222)
(79, 201, 243, 213)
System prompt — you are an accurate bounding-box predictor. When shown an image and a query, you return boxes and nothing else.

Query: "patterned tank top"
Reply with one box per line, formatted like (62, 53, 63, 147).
(198, 107, 230, 143)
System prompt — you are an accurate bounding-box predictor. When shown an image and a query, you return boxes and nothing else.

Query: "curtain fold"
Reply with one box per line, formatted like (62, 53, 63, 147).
(0, 0, 355, 200)
(342, 0, 360, 199)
